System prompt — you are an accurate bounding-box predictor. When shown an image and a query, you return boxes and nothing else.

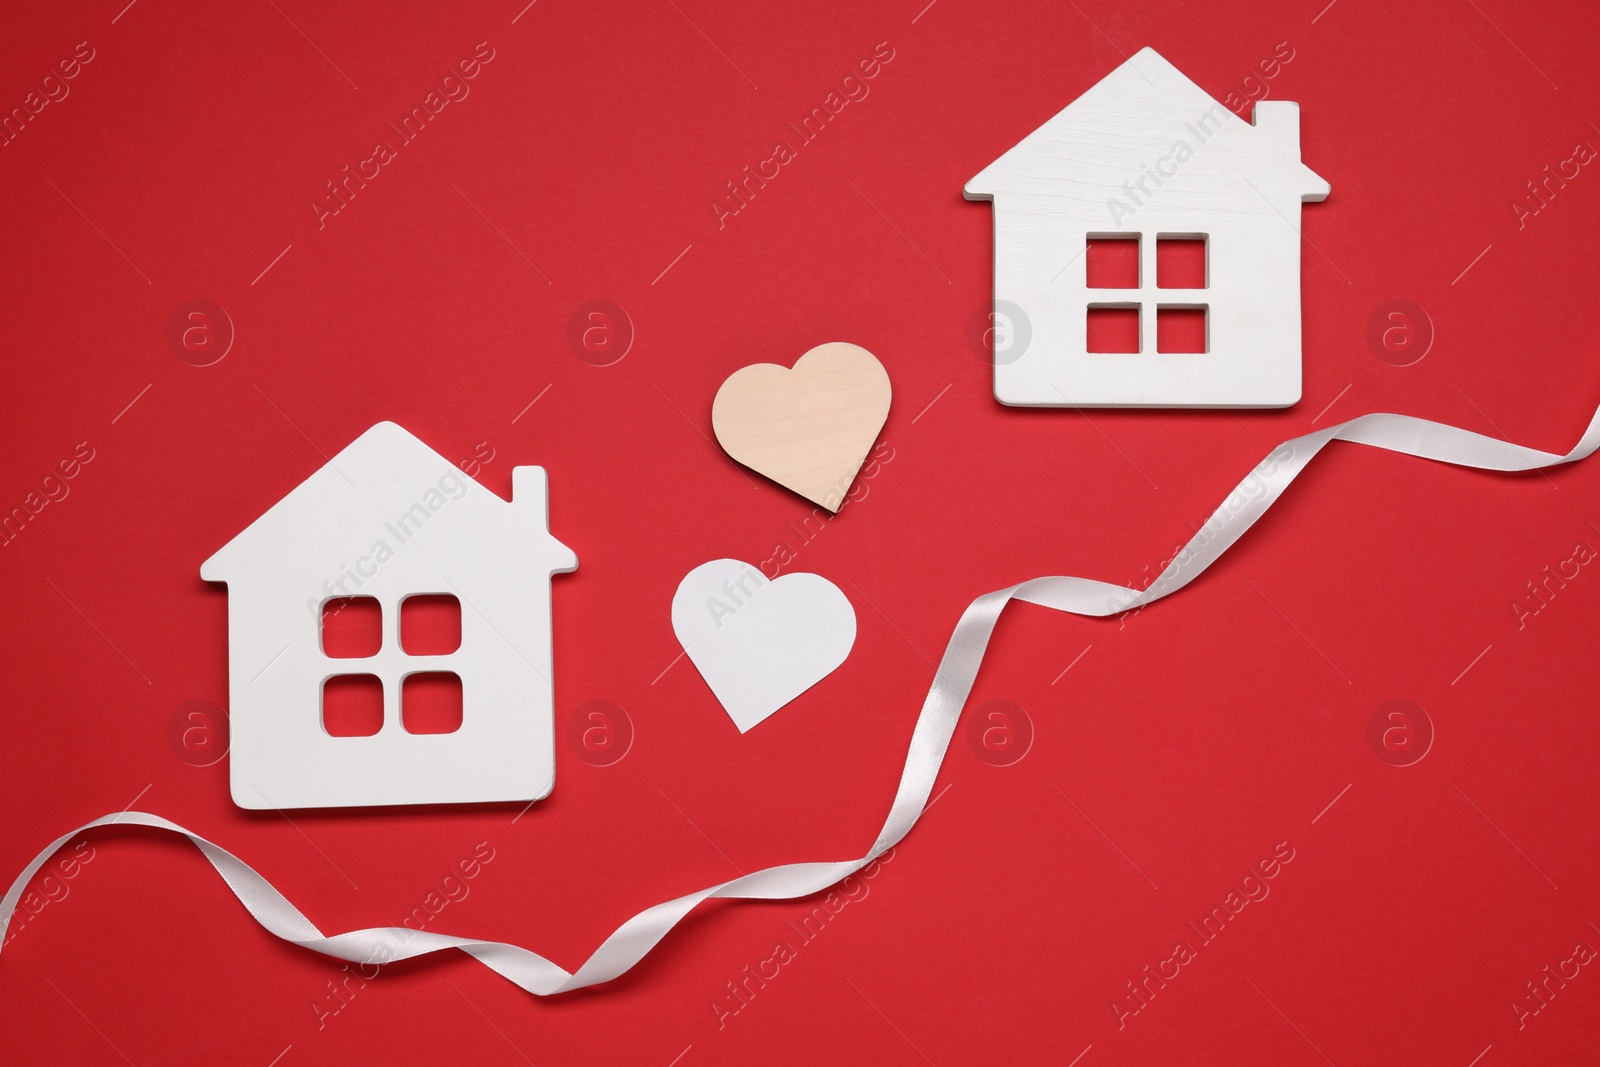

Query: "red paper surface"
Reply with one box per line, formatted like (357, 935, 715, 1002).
(4, 1, 1600, 1064)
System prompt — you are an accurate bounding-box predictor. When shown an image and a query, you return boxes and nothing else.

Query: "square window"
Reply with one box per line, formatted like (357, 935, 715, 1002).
(1157, 306, 1208, 353)
(1157, 236, 1207, 289)
(1086, 235, 1139, 289)
(1087, 305, 1140, 353)
(322, 597, 381, 658)
(401, 594, 461, 655)
(402, 672, 463, 735)
(323, 675, 383, 736)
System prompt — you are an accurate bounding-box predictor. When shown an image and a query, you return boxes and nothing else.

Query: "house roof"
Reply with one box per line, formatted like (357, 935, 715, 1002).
(200, 421, 570, 580)
(966, 47, 1329, 201)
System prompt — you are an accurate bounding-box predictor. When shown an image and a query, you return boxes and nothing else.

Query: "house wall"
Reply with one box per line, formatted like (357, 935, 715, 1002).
(987, 184, 1308, 408)
(223, 508, 560, 810)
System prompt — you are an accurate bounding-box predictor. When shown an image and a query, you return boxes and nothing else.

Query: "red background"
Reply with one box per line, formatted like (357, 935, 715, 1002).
(4, 1, 1600, 1064)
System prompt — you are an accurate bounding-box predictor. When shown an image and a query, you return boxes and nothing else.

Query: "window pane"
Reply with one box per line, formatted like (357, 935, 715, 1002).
(403, 672, 464, 735)
(323, 675, 383, 736)
(322, 597, 381, 658)
(1087, 305, 1140, 353)
(1086, 236, 1139, 288)
(1157, 306, 1208, 353)
(401, 594, 461, 655)
(1157, 237, 1207, 289)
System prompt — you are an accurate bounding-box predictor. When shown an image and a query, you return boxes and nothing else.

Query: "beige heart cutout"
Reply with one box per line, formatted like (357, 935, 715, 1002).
(712, 342, 892, 512)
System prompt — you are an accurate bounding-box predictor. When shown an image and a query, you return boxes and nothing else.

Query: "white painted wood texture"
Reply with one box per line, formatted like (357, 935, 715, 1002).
(966, 47, 1329, 408)
(201, 422, 576, 810)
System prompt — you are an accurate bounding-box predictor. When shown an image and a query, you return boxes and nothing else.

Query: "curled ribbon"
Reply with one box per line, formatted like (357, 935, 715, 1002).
(6, 403, 1600, 995)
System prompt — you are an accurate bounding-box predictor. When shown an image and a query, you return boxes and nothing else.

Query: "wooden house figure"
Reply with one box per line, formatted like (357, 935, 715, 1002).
(201, 422, 576, 810)
(965, 47, 1329, 407)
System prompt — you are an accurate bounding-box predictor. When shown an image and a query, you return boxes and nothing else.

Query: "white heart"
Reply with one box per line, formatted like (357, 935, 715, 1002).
(671, 559, 856, 732)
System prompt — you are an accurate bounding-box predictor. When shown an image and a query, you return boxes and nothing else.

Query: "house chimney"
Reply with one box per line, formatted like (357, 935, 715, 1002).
(1252, 101, 1303, 158)
(512, 465, 578, 572)
(512, 465, 549, 514)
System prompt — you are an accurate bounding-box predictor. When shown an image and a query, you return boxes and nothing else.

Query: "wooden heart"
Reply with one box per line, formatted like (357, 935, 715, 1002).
(711, 342, 891, 511)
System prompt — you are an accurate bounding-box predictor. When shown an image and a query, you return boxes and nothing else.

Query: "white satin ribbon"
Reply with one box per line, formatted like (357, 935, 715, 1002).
(6, 403, 1599, 994)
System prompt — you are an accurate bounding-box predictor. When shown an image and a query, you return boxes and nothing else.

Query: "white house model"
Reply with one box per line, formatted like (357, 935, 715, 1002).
(201, 422, 576, 810)
(965, 47, 1329, 408)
